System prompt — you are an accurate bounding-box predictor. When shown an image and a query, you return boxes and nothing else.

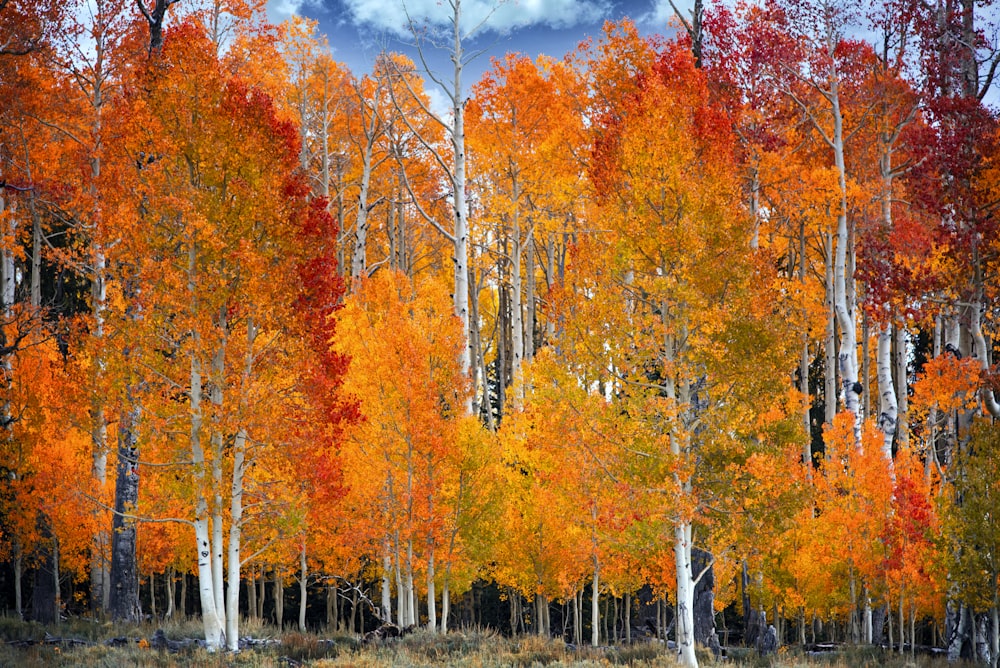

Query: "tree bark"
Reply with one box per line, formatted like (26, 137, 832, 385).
(275, 571, 284, 629)
(824, 233, 837, 426)
(876, 323, 898, 465)
(109, 383, 141, 623)
(299, 541, 308, 632)
(165, 567, 175, 620)
(674, 522, 698, 667)
(592, 559, 600, 647)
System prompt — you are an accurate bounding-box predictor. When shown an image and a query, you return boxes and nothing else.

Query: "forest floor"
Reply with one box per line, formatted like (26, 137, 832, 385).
(0, 616, 970, 667)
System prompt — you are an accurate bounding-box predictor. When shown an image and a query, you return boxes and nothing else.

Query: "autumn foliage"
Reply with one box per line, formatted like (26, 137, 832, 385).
(2, 0, 1000, 664)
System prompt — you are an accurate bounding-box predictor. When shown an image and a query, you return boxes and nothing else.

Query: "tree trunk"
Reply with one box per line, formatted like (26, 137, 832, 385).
(14, 539, 22, 619)
(427, 548, 436, 632)
(299, 542, 308, 632)
(831, 68, 862, 443)
(209, 337, 227, 635)
(592, 557, 600, 646)
(693, 547, 720, 657)
(441, 577, 450, 633)
(574, 589, 582, 645)
(109, 383, 141, 624)
(225, 316, 255, 650)
(189, 289, 223, 649)
(381, 547, 392, 623)
(451, 0, 472, 391)
(675, 522, 698, 668)
(31, 526, 59, 625)
(326, 584, 334, 630)
(525, 232, 536, 360)
(625, 592, 631, 644)
(258, 569, 266, 620)
(275, 571, 284, 630)
(247, 567, 257, 622)
(224, 427, 248, 650)
(877, 324, 898, 465)
(351, 102, 378, 283)
(824, 233, 837, 426)
(894, 324, 909, 449)
(165, 567, 175, 620)
(180, 570, 187, 618)
(149, 572, 157, 619)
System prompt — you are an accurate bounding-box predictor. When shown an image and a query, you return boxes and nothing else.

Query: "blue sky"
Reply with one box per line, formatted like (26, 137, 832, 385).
(267, 0, 689, 98)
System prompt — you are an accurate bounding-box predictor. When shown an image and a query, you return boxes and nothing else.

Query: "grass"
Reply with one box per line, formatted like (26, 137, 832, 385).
(0, 616, 971, 667)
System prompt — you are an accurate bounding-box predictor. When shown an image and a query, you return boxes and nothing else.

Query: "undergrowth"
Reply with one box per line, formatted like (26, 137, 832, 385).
(0, 615, 970, 667)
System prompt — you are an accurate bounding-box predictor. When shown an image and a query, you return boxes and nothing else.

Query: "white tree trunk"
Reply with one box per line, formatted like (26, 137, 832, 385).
(381, 547, 392, 623)
(831, 83, 861, 447)
(394, 532, 404, 627)
(452, 1, 472, 387)
(894, 324, 909, 448)
(299, 541, 308, 632)
(90, 247, 111, 612)
(210, 337, 227, 632)
(972, 301, 1000, 418)
(510, 226, 524, 406)
(441, 577, 450, 634)
(427, 547, 436, 632)
(193, 413, 224, 647)
(2, 196, 15, 309)
(591, 557, 600, 647)
(351, 97, 378, 283)
(189, 246, 224, 650)
(674, 522, 698, 668)
(405, 538, 415, 627)
(225, 427, 247, 650)
(824, 233, 838, 425)
(876, 324, 898, 465)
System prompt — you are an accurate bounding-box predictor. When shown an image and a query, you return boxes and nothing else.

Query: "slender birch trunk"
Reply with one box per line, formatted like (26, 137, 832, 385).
(876, 324, 898, 465)
(427, 548, 436, 632)
(225, 423, 247, 650)
(830, 72, 861, 445)
(824, 233, 838, 426)
(800, 222, 812, 472)
(441, 577, 450, 633)
(405, 538, 415, 627)
(591, 556, 600, 647)
(625, 592, 631, 644)
(451, 0, 472, 383)
(275, 571, 284, 629)
(510, 221, 524, 405)
(894, 324, 909, 449)
(381, 545, 392, 623)
(350, 84, 380, 283)
(226, 313, 256, 649)
(674, 522, 698, 667)
(394, 531, 404, 627)
(165, 567, 175, 620)
(210, 327, 227, 633)
(189, 246, 224, 649)
(299, 541, 308, 632)
(192, 347, 224, 649)
(525, 230, 536, 361)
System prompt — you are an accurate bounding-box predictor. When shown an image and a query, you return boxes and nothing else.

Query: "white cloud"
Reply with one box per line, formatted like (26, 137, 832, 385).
(638, 0, 693, 30)
(342, 0, 610, 37)
(266, 0, 321, 26)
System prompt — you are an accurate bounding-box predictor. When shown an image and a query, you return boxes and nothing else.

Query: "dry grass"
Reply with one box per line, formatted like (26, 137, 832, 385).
(0, 616, 968, 667)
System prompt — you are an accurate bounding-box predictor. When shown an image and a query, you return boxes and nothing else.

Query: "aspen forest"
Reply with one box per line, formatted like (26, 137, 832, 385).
(3, 0, 1000, 666)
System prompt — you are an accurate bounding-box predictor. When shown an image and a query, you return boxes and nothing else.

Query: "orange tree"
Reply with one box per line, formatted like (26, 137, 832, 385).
(333, 270, 472, 632)
(554, 28, 802, 667)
